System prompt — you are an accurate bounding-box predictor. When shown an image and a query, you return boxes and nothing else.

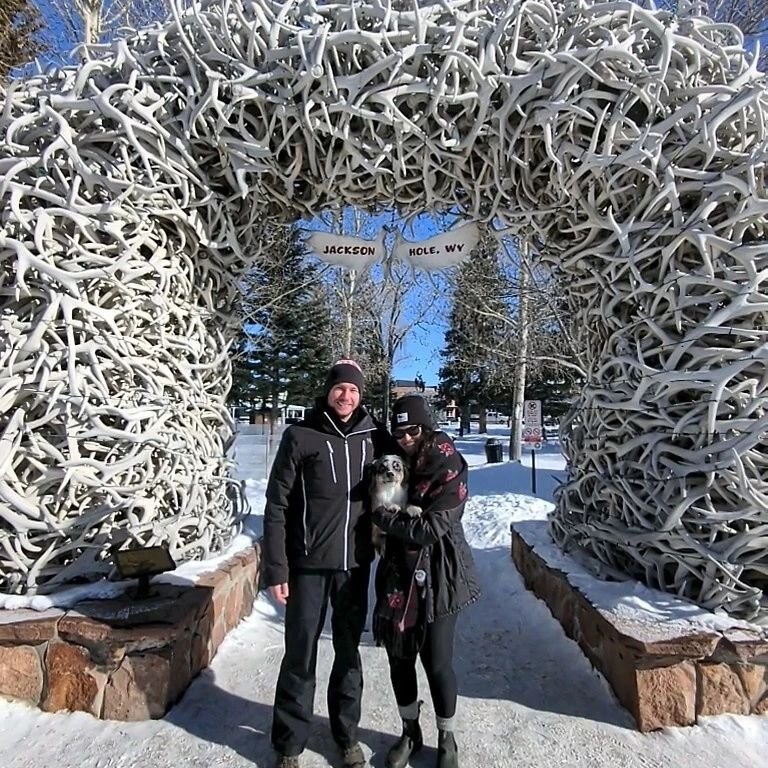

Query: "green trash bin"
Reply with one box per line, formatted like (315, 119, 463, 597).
(485, 438, 503, 463)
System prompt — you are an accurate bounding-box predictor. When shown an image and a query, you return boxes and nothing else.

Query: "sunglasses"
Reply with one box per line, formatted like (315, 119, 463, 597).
(393, 425, 422, 439)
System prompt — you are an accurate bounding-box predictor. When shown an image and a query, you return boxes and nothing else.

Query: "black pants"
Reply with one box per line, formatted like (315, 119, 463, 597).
(272, 567, 369, 757)
(387, 612, 458, 720)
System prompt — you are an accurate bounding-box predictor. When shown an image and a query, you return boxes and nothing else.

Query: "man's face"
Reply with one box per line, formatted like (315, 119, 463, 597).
(327, 383, 361, 421)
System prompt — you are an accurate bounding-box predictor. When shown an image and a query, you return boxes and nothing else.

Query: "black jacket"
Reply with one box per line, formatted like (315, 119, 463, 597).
(373, 430, 480, 622)
(262, 404, 393, 586)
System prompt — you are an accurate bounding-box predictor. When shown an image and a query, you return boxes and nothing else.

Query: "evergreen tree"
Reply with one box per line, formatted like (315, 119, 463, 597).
(230, 225, 332, 417)
(439, 229, 510, 434)
(522, 362, 581, 422)
(0, 0, 48, 81)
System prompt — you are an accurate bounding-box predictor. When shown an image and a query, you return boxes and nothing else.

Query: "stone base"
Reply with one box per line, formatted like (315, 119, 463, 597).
(510, 524, 768, 731)
(0, 545, 260, 720)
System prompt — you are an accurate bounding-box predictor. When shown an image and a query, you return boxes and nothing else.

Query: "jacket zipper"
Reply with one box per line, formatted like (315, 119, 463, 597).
(343, 438, 351, 569)
(301, 472, 309, 555)
(326, 440, 337, 483)
(322, 413, 374, 570)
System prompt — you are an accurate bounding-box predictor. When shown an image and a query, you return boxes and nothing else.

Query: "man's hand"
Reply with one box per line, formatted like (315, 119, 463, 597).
(269, 583, 290, 605)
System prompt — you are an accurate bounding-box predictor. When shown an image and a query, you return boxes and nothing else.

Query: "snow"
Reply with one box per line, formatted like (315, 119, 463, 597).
(515, 521, 768, 643)
(0, 423, 766, 766)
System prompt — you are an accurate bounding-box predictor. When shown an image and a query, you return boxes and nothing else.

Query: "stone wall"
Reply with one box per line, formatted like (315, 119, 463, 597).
(510, 525, 768, 731)
(0, 545, 260, 720)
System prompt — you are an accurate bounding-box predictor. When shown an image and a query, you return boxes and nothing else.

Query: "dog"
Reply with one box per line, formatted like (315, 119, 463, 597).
(369, 454, 422, 557)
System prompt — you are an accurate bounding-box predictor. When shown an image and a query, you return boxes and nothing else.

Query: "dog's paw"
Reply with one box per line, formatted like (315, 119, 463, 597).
(373, 504, 400, 516)
(405, 504, 423, 518)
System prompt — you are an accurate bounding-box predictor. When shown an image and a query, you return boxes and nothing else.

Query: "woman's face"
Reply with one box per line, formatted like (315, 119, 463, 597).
(394, 424, 423, 455)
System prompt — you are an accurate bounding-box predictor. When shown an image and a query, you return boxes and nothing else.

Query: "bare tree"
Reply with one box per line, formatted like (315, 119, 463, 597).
(440, 229, 586, 452)
(310, 207, 380, 359)
(360, 250, 441, 424)
(508, 241, 531, 460)
(307, 208, 442, 420)
(444, 235, 586, 376)
(48, 0, 179, 49)
(0, 0, 48, 81)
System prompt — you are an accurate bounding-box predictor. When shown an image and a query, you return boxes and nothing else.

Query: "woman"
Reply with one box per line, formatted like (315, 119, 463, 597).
(372, 395, 480, 768)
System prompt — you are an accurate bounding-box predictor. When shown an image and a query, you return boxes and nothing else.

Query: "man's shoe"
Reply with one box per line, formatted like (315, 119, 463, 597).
(275, 755, 301, 768)
(341, 742, 366, 767)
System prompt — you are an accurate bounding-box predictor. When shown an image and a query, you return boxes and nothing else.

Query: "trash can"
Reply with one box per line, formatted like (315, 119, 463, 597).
(485, 438, 504, 463)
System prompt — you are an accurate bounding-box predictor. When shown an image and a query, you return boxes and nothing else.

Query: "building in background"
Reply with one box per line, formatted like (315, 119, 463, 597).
(391, 378, 438, 400)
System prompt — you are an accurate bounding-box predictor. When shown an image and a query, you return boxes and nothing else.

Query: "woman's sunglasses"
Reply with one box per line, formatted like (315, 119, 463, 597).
(393, 425, 422, 439)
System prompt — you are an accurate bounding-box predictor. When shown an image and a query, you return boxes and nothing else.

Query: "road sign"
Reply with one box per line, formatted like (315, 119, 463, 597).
(524, 399, 542, 428)
(522, 425, 543, 447)
(522, 404, 544, 491)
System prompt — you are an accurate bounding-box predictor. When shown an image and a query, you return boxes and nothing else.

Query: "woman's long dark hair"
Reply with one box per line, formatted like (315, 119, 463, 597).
(410, 426, 439, 469)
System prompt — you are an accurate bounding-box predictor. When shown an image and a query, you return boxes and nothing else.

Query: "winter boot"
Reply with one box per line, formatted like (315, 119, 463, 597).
(435, 730, 459, 768)
(340, 742, 366, 768)
(275, 754, 301, 768)
(386, 702, 423, 768)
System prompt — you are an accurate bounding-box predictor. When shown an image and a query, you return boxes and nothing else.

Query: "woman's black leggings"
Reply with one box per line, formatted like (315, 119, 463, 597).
(387, 612, 458, 719)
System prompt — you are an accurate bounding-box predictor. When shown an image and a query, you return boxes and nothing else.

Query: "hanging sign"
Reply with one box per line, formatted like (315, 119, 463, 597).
(307, 231, 384, 268)
(393, 222, 480, 270)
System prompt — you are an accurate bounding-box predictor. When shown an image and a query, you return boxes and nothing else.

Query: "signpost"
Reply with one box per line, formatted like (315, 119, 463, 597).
(523, 399, 542, 493)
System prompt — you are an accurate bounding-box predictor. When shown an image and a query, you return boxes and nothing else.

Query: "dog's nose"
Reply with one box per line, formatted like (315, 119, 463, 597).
(385, 471, 395, 480)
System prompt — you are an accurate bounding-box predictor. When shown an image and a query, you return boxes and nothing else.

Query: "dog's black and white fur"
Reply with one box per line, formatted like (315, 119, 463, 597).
(369, 454, 422, 556)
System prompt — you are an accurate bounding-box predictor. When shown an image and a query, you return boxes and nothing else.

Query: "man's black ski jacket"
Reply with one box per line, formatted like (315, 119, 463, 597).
(262, 405, 393, 586)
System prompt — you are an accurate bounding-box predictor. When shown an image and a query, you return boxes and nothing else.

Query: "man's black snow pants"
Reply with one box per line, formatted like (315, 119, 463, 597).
(271, 567, 369, 757)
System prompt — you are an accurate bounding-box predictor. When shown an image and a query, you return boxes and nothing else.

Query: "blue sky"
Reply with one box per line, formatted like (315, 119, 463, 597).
(397, 333, 445, 384)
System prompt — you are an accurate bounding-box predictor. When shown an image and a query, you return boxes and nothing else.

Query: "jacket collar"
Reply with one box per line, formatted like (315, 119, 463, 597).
(306, 399, 376, 438)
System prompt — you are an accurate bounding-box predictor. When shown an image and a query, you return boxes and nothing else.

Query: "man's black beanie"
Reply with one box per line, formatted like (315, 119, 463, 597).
(324, 360, 364, 396)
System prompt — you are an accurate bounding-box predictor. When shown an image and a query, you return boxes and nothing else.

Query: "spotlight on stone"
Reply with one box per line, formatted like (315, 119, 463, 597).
(113, 546, 176, 599)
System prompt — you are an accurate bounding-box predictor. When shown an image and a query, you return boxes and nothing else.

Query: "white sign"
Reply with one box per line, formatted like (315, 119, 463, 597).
(522, 425, 543, 444)
(392, 222, 479, 270)
(524, 400, 542, 429)
(308, 222, 481, 271)
(308, 231, 384, 268)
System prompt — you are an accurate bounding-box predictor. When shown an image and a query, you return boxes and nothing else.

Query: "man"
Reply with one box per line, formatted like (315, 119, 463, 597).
(263, 360, 393, 768)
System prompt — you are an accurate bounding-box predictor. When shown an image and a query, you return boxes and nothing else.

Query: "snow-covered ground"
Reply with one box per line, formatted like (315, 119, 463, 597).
(0, 424, 766, 767)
